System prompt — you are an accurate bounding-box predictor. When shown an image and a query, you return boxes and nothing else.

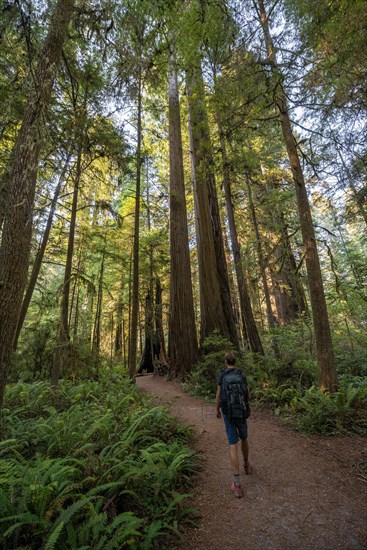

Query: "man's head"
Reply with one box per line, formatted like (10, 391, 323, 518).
(225, 352, 236, 366)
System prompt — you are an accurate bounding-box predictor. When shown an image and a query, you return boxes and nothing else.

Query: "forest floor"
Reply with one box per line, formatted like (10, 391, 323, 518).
(136, 374, 367, 550)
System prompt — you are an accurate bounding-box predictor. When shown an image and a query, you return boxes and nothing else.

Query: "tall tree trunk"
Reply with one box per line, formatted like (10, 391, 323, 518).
(72, 286, 80, 343)
(216, 114, 264, 353)
(51, 135, 83, 386)
(168, 44, 198, 377)
(270, 246, 299, 325)
(268, 211, 307, 324)
(128, 67, 142, 380)
(68, 246, 83, 335)
(259, 167, 307, 321)
(0, 0, 75, 411)
(14, 154, 71, 349)
(246, 177, 277, 329)
(114, 278, 124, 360)
(0, 161, 12, 233)
(155, 278, 168, 365)
(187, 69, 228, 343)
(92, 253, 104, 361)
(278, 215, 307, 316)
(138, 291, 155, 373)
(186, 63, 239, 349)
(256, 0, 337, 391)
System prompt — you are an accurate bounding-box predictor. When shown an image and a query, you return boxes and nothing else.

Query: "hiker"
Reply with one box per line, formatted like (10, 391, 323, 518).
(216, 352, 251, 498)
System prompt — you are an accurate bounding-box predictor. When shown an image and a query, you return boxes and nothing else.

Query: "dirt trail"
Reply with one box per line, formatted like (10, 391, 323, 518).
(137, 374, 367, 550)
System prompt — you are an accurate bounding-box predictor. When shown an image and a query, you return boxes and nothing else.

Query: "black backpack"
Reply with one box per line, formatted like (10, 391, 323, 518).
(220, 368, 250, 421)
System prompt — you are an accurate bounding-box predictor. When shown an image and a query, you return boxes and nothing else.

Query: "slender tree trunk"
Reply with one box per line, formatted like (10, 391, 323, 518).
(256, 0, 337, 391)
(122, 316, 127, 368)
(72, 287, 80, 343)
(128, 67, 142, 380)
(114, 278, 124, 360)
(115, 301, 123, 358)
(110, 313, 114, 366)
(51, 135, 83, 386)
(68, 247, 82, 333)
(92, 253, 104, 360)
(155, 278, 168, 365)
(216, 114, 264, 353)
(138, 291, 155, 373)
(87, 281, 95, 346)
(0, 0, 74, 411)
(168, 44, 198, 377)
(14, 154, 71, 349)
(223, 231, 242, 342)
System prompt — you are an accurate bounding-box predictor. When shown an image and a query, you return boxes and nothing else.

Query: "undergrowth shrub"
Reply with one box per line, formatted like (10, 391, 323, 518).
(288, 376, 367, 435)
(0, 374, 197, 549)
(184, 332, 236, 400)
(186, 331, 366, 436)
(334, 346, 367, 377)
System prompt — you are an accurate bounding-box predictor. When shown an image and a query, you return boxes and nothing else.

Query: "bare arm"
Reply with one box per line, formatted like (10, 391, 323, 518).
(216, 385, 221, 418)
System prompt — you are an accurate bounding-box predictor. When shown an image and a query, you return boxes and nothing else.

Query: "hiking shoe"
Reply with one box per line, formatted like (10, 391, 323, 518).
(244, 460, 252, 475)
(231, 482, 243, 498)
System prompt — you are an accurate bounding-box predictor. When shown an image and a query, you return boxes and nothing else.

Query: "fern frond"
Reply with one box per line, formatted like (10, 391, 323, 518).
(43, 519, 64, 550)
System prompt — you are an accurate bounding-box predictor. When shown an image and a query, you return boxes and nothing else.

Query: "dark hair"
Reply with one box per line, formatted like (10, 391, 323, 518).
(225, 352, 236, 366)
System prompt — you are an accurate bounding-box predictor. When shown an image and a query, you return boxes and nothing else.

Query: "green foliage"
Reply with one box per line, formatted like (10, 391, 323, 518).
(185, 331, 236, 399)
(334, 345, 367, 378)
(12, 315, 58, 381)
(288, 377, 367, 435)
(0, 373, 197, 549)
(186, 329, 366, 435)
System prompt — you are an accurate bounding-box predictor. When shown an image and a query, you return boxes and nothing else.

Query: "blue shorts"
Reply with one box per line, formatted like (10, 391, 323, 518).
(223, 414, 248, 445)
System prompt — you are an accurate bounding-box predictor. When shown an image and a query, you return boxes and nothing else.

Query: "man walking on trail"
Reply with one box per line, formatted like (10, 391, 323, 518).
(216, 352, 251, 498)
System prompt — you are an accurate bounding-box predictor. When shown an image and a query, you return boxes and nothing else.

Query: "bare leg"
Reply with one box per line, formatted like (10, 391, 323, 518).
(229, 443, 244, 497)
(229, 443, 240, 475)
(241, 438, 251, 473)
(240, 438, 249, 461)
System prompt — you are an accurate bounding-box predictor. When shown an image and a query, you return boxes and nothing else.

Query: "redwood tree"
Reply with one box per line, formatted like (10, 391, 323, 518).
(255, 0, 337, 391)
(187, 62, 239, 349)
(0, 0, 75, 411)
(168, 44, 198, 377)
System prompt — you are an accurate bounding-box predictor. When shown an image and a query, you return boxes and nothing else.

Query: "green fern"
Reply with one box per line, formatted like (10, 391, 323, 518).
(95, 512, 142, 550)
(1, 374, 198, 549)
(43, 519, 64, 550)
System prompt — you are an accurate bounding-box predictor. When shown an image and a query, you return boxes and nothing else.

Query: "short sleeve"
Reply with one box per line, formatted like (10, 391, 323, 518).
(217, 368, 225, 386)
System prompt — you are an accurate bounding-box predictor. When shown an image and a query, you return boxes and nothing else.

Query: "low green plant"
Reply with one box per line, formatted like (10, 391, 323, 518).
(289, 377, 367, 435)
(185, 331, 240, 400)
(186, 331, 366, 436)
(1, 374, 197, 549)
